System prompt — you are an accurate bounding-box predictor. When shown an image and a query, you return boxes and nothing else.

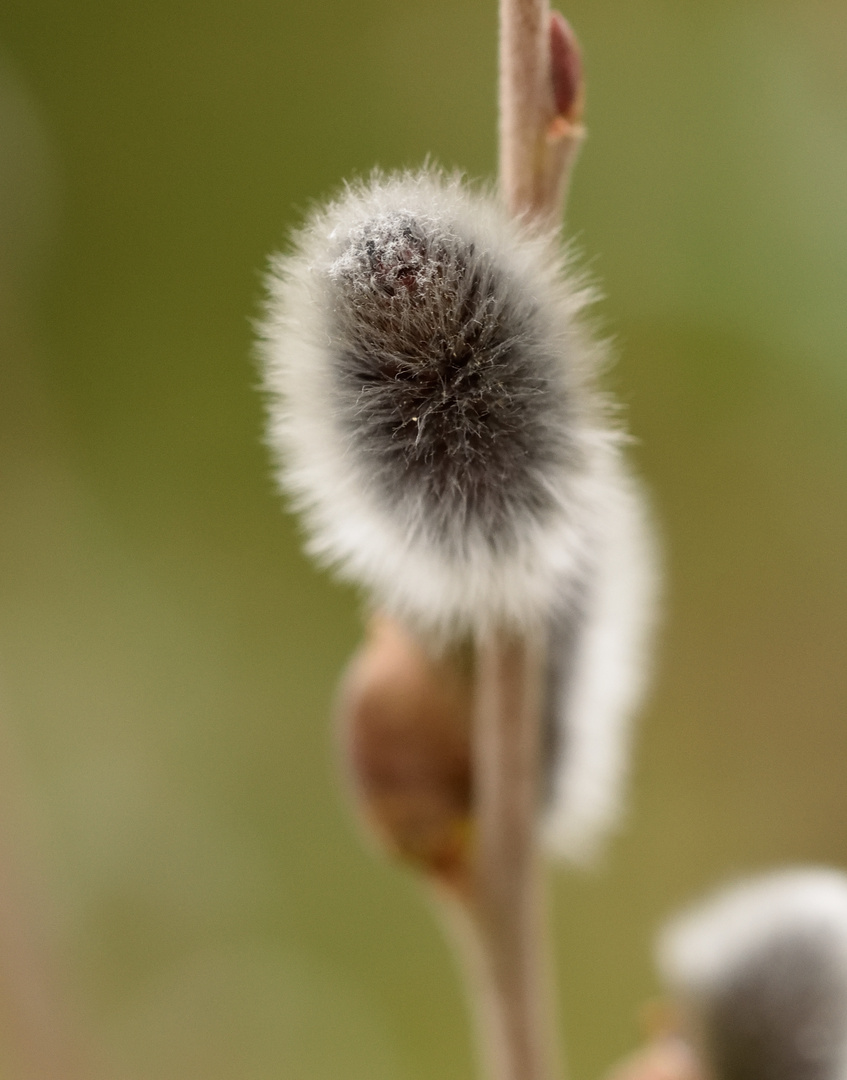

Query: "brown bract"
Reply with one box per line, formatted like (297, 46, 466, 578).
(337, 615, 474, 894)
(549, 12, 584, 125)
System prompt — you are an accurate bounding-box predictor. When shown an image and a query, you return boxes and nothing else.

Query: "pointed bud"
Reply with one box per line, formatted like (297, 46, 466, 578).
(337, 615, 472, 892)
(549, 12, 584, 127)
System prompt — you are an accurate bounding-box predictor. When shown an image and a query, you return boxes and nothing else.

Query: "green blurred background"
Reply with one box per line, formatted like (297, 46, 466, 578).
(0, 0, 846, 1076)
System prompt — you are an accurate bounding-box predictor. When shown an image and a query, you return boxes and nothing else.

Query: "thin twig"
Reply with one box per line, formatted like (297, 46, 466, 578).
(457, 2, 588, 1076)
(337, 6, 588, 1078)
(467, 630, 557, 1080)
(499, 0, 585, 225)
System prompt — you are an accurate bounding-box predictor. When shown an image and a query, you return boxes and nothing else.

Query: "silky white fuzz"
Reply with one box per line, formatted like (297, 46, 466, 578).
(260, 168, 657, 855)
(659, 869, 847, 1080)
(541, 466, 657, 860)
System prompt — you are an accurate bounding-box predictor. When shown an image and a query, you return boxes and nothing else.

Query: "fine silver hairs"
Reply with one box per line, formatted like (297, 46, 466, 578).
(260, 168, 657, 858)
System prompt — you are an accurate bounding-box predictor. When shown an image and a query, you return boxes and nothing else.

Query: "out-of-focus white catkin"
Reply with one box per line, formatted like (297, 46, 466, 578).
(659, 869, 847, 1080)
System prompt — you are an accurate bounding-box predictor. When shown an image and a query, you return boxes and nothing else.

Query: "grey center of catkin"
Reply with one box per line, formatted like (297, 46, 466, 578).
(706, 931, 847, 1080)
(325, 211, 575, 553)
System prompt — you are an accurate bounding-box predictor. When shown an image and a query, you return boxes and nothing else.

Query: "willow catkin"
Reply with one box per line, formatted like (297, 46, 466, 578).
(659, 870, 847, 1080)
(260, 168, 657, 857)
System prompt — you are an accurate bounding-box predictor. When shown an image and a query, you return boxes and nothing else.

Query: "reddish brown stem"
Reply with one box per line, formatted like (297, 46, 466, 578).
(340, 6, 589, 1078)
(499, 0, 585, 224)
(451, 1, 586, 1074)
(466, 630, 557, 1080)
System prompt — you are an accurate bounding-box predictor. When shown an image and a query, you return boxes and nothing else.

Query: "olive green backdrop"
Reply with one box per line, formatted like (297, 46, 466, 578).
(0, 0, 846, 1077)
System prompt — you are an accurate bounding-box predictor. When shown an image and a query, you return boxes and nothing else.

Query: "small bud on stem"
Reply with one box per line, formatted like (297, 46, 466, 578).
(460, 4, 591, 1078)
(499, 0, 586, 223)
(548, 12, 584, 125)
(338, 616, 472, 895)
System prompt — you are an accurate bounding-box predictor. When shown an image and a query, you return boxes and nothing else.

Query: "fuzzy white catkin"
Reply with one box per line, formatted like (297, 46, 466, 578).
(260, 168, 657, 858)
(659, 869, 847, 1080)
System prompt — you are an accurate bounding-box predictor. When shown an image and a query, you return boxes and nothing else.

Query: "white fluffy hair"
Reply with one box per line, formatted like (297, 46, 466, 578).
(659, 869, 847, 1080)
(260, 168, 657, 857)
(541, 466, 656, 859)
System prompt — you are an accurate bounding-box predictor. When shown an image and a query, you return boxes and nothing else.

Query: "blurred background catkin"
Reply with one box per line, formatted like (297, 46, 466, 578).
(0, 1, 846, 1077)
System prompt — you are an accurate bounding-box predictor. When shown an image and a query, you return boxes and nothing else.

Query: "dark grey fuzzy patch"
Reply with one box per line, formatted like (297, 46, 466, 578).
(703, 931, 847, 1080)
(325, 212, 578, 554)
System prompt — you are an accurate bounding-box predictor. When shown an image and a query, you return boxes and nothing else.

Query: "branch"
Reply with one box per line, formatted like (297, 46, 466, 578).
(335, 8, 590, 1080)
(499, 0, 585, 224)
(466, 631, 557, 1080)
(452, 3, 590, 1075)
